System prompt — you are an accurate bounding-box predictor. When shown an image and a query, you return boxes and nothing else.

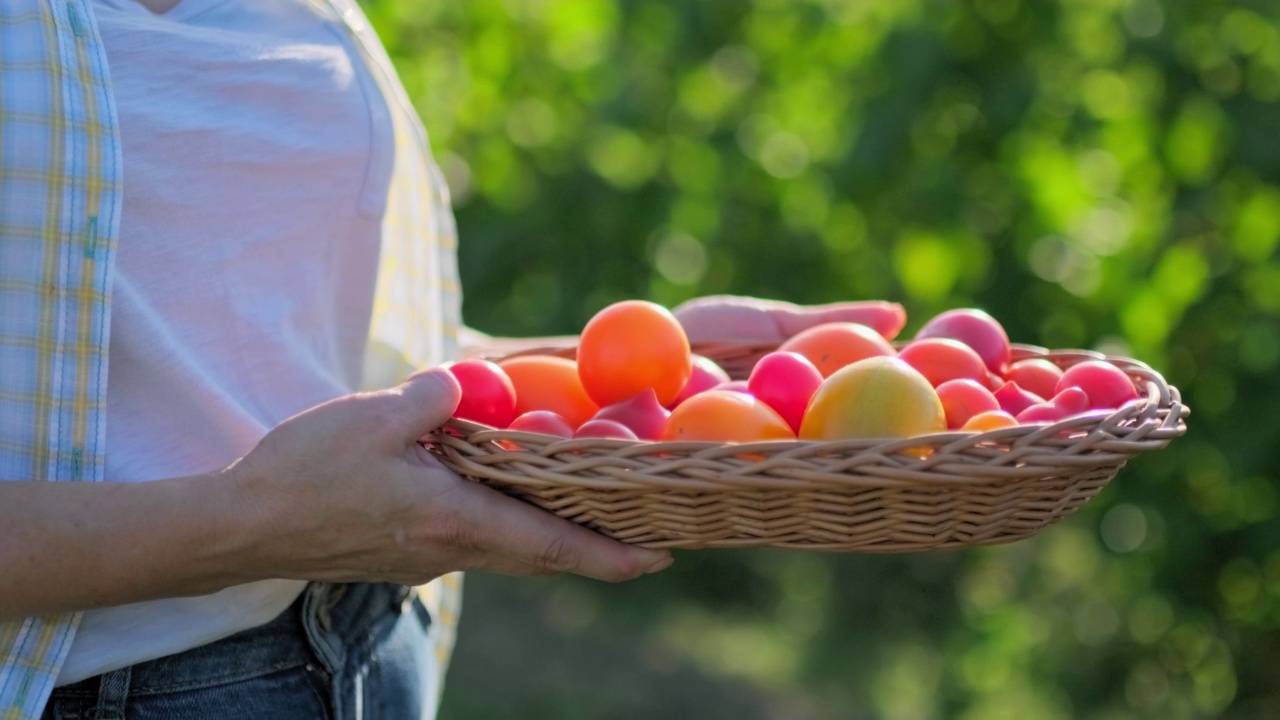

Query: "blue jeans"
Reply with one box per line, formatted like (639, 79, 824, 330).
(42, 583, 435, 720)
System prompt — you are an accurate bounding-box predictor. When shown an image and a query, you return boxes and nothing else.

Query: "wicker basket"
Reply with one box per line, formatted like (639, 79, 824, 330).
(426, 343, 1188, 552)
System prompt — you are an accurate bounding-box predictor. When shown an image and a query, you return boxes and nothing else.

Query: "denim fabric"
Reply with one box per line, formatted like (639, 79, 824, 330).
(42, 583, 434, 720)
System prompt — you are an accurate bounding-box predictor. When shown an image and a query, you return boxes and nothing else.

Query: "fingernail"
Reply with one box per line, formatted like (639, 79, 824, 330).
(645, 554, 674, 574)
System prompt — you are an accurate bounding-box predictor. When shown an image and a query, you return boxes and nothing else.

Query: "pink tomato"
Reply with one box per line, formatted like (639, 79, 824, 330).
(1055, 360, 1139, 410)
(446, 359, 517, 428)
(507, 410, 575, 438)
(747, 351, 823, 434)
(669, 355, 732, 408)
(1005, 359, 1064, 400)
(1016, 387, 1091, 424)
(590, 389, 672, 441)
(499, 410, 575, 450)
(573, 418, 640, 440)
(714, 380, 753, 395)
(993, 381, 1044, 416)
(915, 308, 1012, 375)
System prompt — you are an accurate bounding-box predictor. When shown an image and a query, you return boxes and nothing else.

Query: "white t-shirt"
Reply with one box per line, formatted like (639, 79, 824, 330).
(59, 0, 396, 685)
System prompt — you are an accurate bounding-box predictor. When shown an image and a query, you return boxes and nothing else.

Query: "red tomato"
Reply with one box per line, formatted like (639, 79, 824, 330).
(577, 301, 692, 408)
(446, 359, 517, 428)
(747, 351, 823, 434)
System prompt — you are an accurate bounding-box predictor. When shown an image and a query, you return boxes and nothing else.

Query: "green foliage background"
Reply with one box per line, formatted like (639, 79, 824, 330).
(364, 0, 1280, 717)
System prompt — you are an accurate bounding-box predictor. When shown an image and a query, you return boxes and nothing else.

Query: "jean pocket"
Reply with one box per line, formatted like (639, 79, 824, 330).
(130, 665, 332, 720)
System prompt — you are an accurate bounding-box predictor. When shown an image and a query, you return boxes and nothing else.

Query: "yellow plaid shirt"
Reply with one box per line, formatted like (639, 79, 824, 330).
(0, 1, 464, 717)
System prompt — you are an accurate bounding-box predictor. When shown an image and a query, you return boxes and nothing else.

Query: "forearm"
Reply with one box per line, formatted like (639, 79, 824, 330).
(1, 371, 671, 622)
(0, 471, 272, 620)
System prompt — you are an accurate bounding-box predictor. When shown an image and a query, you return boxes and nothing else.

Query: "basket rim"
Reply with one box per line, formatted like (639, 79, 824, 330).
(442, 343, 1189, 456)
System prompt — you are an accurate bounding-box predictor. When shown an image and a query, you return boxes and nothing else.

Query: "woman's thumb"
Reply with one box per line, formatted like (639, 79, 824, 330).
(394, 367, 463, 439)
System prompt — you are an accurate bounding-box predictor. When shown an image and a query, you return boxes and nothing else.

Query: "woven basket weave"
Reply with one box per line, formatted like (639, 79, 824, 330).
(426, 343, 1188, 552)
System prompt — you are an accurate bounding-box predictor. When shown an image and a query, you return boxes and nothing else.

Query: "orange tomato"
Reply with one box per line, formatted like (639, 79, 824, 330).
(498, 355, 600, 429)
(777, 322, 896, 378)
(577, 300, 692, 407)
(960, 410, 1019, 432)
(661, 390, 795, 443)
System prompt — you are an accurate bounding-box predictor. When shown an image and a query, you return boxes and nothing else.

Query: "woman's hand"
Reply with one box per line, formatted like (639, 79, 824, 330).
(0, 369, 670, 619)
(672, 294, 906, 345)
(229, 368, 671, 587)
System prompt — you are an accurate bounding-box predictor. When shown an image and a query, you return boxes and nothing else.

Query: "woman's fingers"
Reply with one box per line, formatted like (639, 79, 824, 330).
(769, 299, 907, 339)
(441, 478, 672, 582)
(673, 295, 907, 344)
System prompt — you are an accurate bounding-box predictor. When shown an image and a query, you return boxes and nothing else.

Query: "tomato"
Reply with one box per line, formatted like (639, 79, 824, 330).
(507, 410, 575, 438)
(499, 410, 575, 450)
(577, 301, 692, 407)
(935, 378, 1000, 429)
(713, 380, 752, 395)
(799, 357, 945, 440)
(993, 380, 1044, 416)
(897, 338, 988, 387)
(574, 418, 640, 440)
(1016, 387, 1091, 423)
(590, 389, 671, 441)
(661, 390, 795, 443)
(669, 355, 731, 408)
(1054, 360, 1139, 410)
(446, 359, 517, 428)
(498, 355, 599, 429)
(914, 308, 1012, 375)
(747, 351, 823, 434)
(960, 410, 1019, 432)
(1004, 359, 1064, 400)
(777, 322, 895, 378)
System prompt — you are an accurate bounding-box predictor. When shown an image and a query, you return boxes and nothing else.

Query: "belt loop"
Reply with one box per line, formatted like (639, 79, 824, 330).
(93, 666, 131, 720)
(301, 582, 345, 675)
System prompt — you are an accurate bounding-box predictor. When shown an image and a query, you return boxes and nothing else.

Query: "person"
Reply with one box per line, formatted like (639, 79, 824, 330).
(0, 1, 906, 718)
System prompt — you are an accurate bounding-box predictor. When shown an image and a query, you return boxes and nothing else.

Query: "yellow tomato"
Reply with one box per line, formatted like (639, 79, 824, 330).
(799, 357, 946, 440)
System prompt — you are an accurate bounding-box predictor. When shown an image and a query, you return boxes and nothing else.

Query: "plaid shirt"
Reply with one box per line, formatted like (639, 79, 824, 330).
(0, 1, 463, 717)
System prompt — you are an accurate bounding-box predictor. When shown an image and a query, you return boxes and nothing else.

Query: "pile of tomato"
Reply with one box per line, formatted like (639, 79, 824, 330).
(444, 300, 1141, 444)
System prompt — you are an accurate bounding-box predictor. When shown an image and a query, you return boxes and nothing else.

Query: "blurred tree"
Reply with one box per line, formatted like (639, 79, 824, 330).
(363, 0, 1280, 717)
